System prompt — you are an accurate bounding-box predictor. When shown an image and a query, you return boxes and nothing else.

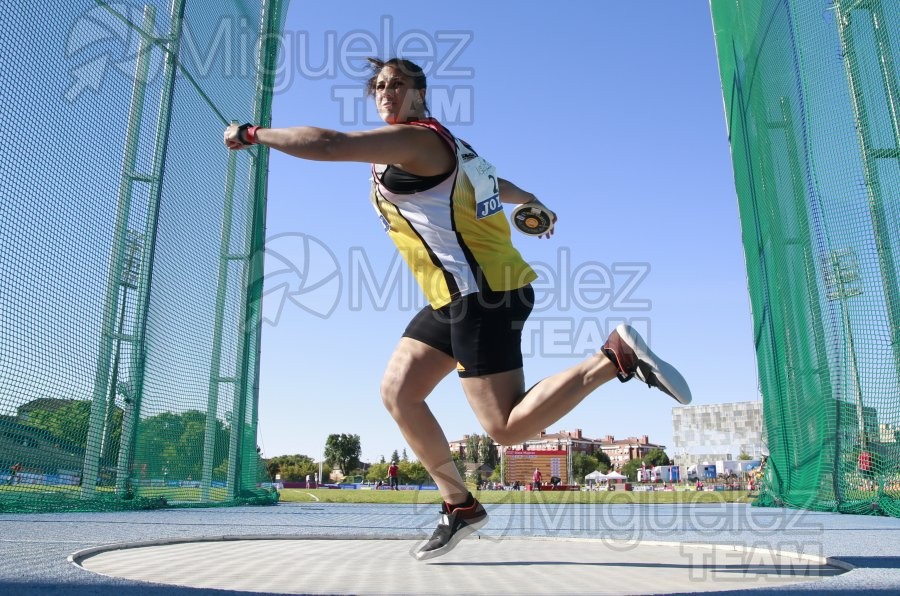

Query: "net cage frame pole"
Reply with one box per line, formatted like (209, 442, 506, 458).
(200, 149, 238, 501)
(112, 6, 159, 498)
(111, 231, 145, 494)
(836, 0, 900, 457)
(202, 0, 284, 501)
(123, 0, 188, 498)
(105, 0, 188, 497)
(767, 96, 841, 504)
(225, 0, 281, 499)
(730, 50, 794, 497)
(83, 3, 163, 497)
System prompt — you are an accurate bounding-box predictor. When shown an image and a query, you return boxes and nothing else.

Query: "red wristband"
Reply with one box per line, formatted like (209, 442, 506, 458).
(238, 123, 260, 145)
(245, 125, 260, 145)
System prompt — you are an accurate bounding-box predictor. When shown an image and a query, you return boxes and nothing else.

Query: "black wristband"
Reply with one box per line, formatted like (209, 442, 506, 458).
(237, 123, 255, 146)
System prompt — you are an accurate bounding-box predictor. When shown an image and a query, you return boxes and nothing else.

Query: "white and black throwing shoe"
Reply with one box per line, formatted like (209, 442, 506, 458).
(602, 323, 692, 405)
(415, 495, 488, 561)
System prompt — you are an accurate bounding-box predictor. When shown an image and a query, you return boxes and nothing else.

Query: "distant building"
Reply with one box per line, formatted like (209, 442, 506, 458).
(0, 418, 84, 476)
(464, 429, 666, 486)
(672, 401, 764, 467)
(16, 398, 74, 421)
(595, 435, 666, 470)
(448, 434, 498, 466)
(448, 435, 471, 461)
(513, 428, 604, 455)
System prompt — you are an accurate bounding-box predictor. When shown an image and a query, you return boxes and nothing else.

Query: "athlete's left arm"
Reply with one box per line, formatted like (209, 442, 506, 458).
(499, 178, 558, 238)
(497, 178, 537, 205)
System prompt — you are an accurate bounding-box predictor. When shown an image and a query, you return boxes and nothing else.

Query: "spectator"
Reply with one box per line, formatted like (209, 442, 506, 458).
(8, 463, 22, 486)
(388, 461, 399, 490)
(532, 468, 542, 491)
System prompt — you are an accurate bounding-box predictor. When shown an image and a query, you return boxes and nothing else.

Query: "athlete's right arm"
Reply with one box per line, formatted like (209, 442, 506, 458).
(224, 123, 453, 176)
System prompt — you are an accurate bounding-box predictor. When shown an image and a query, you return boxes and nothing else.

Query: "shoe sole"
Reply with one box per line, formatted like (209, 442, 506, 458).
(414, 515, 488, 561)
(616, 324, 692, 405)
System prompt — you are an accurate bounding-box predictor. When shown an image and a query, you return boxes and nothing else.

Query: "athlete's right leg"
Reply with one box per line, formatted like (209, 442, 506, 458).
(380, 337, 468, 504)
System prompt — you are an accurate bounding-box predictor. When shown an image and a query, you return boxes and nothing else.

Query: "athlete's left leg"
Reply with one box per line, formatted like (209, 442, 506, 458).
(459, 352, 618, 446)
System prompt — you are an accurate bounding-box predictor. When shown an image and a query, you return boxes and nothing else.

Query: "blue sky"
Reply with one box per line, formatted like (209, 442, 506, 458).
(256, 0, 761, 464)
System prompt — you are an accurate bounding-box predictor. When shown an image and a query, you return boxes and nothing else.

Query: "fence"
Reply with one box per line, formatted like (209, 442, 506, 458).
(711, 0, 900, 515)
(0, 0, 287, 511)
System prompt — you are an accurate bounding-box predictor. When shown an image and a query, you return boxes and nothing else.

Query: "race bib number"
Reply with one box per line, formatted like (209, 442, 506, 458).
(456, 139, 502, 220)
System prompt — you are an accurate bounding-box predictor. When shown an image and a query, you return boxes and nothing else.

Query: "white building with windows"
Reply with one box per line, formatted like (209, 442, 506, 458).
(672, 401, 765, 468)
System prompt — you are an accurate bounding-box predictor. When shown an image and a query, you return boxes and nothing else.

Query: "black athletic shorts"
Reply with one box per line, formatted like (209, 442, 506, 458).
(402, 285, 535, 378)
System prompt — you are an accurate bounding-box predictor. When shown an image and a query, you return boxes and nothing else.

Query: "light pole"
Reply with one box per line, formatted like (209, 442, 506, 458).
(101, 232, 143, 467)
(824, 248, 866, 449)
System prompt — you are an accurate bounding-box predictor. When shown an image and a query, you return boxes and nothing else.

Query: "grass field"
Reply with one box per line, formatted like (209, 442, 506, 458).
(0, 484, 755, 508)
(278, 488, 756, 505)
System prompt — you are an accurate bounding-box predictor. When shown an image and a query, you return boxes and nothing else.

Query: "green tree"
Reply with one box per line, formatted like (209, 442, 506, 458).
(621, 458, 642, 481)
(348, 462, 369, 478)
(390, 450, 400, 464)
(367, 462, 390, 483)
(643, 448, 670, 467)
(466, 435, 480, 463)
(133, 410, 228, 479)
(401, 448, 408, 462)
(596, 450, 611, 472)
(572, 451, 601, 482)
(478, 434, 497, 467)
(102, 406, 125, 466)
(21, 399, 93, 449)
(134, 412, 181, 477)
(172, 411, 207, 479)
(266, 459, 281, 481)
(324, 434, 361, 474)
(266, 454, 319, 482)
(400, 460, 430, 485)
(213, 459, 228, 481)
(738, 451, 752, 460)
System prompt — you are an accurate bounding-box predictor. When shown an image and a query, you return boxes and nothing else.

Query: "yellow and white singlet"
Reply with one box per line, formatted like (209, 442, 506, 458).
(370, 118, 536, 309)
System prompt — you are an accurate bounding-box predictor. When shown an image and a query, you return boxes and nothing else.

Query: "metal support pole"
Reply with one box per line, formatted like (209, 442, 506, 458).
(771, 97, 842, 506)
(201, 149, 238, 500)
(732, 57, 792, 496)
(84, 4, 157, 497)
(836, 0, 900, 397)
(229, 0, 279, 498)
(114, 0, 188, 497)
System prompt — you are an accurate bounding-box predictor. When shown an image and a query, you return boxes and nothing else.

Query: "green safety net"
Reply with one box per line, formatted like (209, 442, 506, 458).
(0, 0, 288, 512)
(711, 0, 900, 515)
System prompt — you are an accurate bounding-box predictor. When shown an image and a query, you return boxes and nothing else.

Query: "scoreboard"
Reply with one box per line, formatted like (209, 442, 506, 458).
(504, 449, 568, 485)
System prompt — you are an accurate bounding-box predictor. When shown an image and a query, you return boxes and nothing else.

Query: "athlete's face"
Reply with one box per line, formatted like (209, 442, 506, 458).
(374, 67, 425, 124)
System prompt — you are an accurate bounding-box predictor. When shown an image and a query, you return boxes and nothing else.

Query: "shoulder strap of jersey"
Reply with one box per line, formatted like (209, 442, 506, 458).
(405, 118, 456, 154)
(371, 119, 457, 180)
